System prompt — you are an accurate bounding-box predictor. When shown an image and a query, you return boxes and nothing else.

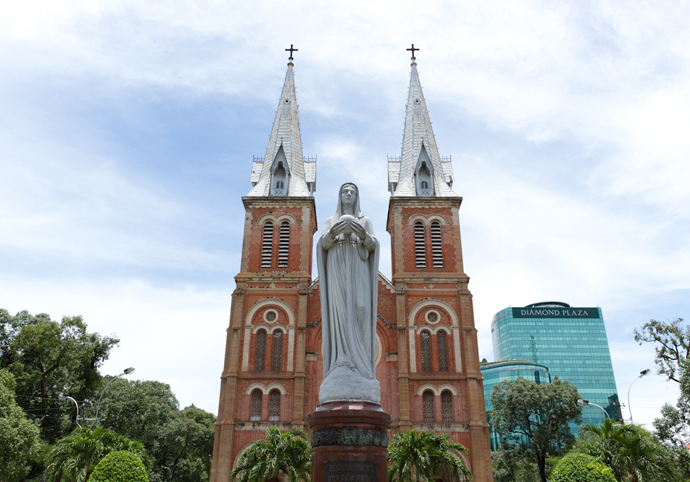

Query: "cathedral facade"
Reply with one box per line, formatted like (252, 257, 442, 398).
(210, 52, 493, 482)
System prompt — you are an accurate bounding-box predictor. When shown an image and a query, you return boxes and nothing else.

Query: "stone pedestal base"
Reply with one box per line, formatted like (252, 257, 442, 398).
(307, 401, 392, 482)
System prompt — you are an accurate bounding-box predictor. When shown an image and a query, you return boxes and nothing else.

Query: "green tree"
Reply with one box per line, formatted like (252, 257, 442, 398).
(0, 368, 41, 482)
(633, 318, 689, 383)
(489, 376, 582, 482)
(231, 427, 311, 482)
(0, 309, 118, 442)
(579, 418, 679, 482)
(46, 426, 146, 482)
(89, 451, 149, 482)
(97, 379, 216, 482)
(551, 452, 616, 482)
(387, 430, 472, 482)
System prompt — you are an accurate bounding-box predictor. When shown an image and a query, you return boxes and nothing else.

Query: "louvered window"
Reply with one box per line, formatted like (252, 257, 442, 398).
(261, 222, 274, 268)
(421, 331, 432, 372)
(269, 390, 281, 421)
(431, 222, 443, 268)
(271, 331, 283, 370)
(438, 331, 449, 372)
(442, 391, 453, 422)
(414, 222, 426, 268)
(278, 222, 290, 268)
(423, 391, 435, 422)
(250, 390, 262, 421)
(255, 330, 266, 371)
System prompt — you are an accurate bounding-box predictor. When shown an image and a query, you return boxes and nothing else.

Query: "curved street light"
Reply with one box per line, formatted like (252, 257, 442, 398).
(91, 367, 135, 427)
(627, 368, 650, 424)
(577, 398, 610, 419)
(59, 393, 82, 428)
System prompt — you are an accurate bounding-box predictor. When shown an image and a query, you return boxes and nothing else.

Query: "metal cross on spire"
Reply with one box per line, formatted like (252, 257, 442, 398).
(407, 44, 419, 60)
(285, 44, 298, 61)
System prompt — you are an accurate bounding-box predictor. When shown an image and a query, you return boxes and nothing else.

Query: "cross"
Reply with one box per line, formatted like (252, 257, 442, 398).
(285, 44, 298, 60)
(407, 44, 419, 59)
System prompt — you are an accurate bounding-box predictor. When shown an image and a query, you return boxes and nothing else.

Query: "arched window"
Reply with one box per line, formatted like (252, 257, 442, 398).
(421, 331, 432, 372)
(441, 391, 453, 422)
(271, 331, 283, 371)
(414, 222, 426, 268)
(250, 389, 262, 421)
(261, 222, 274, 268)
(269, 390, 281, 421)
(438, 331, 449, 372)
(278, 221, 290, 268)
(276, 180, 284, 189)
(423, 391, 435, 422)
(421, 180, 428, 189)
(255, 330, 266, 371)
(431, 222, 443, 268)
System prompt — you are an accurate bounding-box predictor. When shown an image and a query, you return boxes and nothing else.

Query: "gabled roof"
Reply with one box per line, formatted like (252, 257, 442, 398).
(390, 58, 458, 198)
(247, 60, 313, 197)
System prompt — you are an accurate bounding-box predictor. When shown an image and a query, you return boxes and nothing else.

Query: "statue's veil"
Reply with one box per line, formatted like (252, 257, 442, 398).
(332, 182, 364, 220)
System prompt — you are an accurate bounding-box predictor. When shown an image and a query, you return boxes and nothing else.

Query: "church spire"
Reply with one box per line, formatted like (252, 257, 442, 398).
(388, 46, 457, 197)
(248, 47, 315, 197)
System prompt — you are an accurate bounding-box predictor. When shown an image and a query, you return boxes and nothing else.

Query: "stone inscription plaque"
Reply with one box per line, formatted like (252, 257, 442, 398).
(324, 461, 376, 482)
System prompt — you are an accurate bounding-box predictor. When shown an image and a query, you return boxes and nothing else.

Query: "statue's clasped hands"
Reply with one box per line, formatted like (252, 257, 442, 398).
(330, 216, 366, 239)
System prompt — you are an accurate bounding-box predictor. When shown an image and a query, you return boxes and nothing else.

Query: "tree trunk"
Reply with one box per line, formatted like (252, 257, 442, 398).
(538, 454, 547, 482)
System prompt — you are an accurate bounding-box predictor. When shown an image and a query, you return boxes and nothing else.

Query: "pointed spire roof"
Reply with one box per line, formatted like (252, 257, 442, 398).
(247, 53, 314, 197)
(390, 50, 457, 197)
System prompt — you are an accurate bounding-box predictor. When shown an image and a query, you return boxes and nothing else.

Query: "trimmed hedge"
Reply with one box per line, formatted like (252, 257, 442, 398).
(551, 452, 616, 482)
(88, 450, 149, 482)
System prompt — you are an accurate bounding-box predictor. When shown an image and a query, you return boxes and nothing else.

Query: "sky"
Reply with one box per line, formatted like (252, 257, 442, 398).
(1, 0, 689, 430)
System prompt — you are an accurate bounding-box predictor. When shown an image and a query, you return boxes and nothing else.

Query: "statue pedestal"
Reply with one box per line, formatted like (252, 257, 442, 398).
(307, 401, 392, 482)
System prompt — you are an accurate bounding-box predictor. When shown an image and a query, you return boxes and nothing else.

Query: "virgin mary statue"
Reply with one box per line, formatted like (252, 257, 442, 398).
(317, 183, 381, 404)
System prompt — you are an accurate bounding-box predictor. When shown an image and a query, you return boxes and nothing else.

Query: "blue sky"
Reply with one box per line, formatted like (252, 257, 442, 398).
(1, 0, 689, 428)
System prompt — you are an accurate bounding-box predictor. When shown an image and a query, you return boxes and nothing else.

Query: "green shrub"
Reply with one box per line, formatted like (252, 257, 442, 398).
(88, 451, 148, 482)
(551, 452, 615, 482)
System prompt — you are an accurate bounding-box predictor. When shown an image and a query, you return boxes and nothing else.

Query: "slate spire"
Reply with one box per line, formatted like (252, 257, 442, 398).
(389, 52, 457, 197)
(248, 53, 315, 197)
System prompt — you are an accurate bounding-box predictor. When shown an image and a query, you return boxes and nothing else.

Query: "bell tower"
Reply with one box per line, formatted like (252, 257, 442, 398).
(386, 47, 494, 481)
(210, 49, 317, 482)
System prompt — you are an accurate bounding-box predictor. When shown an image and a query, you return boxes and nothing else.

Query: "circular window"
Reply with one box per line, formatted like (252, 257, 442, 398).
(264, 309, 278, 323)
(284, 98, 290, 104)
(425, 310, 440, 324)
(414, 98, 421, 104)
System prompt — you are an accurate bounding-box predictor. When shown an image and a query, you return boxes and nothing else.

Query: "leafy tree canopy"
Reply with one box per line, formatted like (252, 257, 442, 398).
(98, 379, 216, 482)
(47, 426, 146, 482)
(550, 452, 616, 482)
(90, 450, 149, 482)
(387, 430, 471, 482)
(231, 427, 311, 482)
(633, 318, 689, 383)
(489, 376, 582, 482)
(578, 419, 679, 482)
(0, 368, 41, 482)
(0, 308, 119, 442)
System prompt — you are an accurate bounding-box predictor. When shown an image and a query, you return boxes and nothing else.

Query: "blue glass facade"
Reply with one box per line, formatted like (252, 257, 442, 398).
(480, 360, 551, 450)
(491, 302, 620, 437)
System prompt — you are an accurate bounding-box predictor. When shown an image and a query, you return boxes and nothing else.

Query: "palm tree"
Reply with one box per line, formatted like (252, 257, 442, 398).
(387, 430, 472, 482)
(230, 427, 311, 482)
(47, 426, 146, 482)
(579, 418, 678, 482)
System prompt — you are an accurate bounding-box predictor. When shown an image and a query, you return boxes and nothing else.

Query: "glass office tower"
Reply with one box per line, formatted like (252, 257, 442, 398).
(481, 360, 551, 450)
(491, 302, 620, 435)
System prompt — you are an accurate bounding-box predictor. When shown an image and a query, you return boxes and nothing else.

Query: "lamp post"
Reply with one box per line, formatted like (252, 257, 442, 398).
(91, 367, 135, 427)
(59, 393, 82, 428)
(627, 368, 650, 424)
(577, 398, 610, 419)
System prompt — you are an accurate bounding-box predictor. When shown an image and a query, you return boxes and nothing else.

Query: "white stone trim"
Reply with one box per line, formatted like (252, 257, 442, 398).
(415, 324, 451, 335)
(245, 382, 288, 395)
(256, 213, 297, 225)
(407, 215, 448, 226)
(415, 383, 459, 396)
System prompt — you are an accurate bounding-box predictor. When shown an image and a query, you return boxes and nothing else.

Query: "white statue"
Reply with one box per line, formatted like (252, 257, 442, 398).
(317, 183, 381, 404)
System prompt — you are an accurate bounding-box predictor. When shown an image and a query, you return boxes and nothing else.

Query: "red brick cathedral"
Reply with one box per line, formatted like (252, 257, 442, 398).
(210, 52, 493, 482)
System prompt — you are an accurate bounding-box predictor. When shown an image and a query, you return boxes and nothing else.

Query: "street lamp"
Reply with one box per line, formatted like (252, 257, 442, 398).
(59, 393, 82, 428)
(627, 368, 651, 424)
(91, 367, 135, 427)
(577, 399, 610, 419)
